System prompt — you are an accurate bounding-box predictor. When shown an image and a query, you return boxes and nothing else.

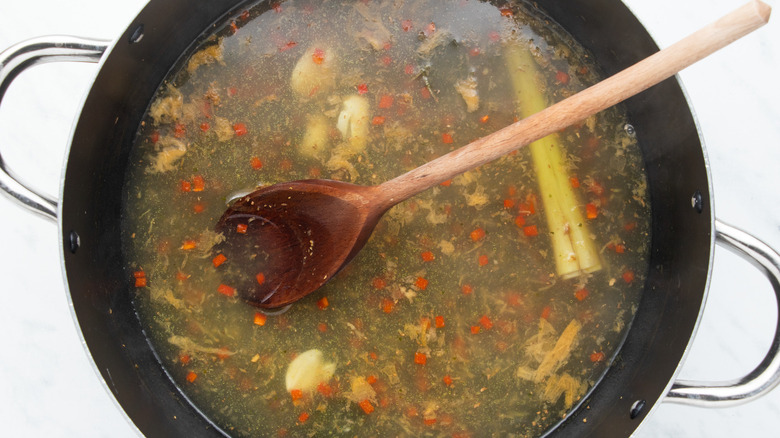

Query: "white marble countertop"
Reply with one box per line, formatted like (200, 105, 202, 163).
(1, 0, 778, 436)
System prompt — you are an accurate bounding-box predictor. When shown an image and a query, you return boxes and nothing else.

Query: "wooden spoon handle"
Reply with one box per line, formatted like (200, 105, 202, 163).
(375, 0, 770, 207)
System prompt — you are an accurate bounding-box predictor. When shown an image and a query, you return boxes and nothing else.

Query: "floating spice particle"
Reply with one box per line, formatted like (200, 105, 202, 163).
(176, 271, 189, 281)
(479, 114, 489, 123)
(359, 399, 375, 414)
(256, 272, 266, 285)
(186, 371, 197, 383)
(414, 352, 427, 365)
(556, 70, 570, 84)
(420, 87, 432, 100)
(174, 123, 186, 138)
(217, 284, 235, 297)
(590, 351, 605, 362)
(180, 240, 197, 250)
(253, 312, 267, 326)
(401, 19, 413, 31)
(316, 297, 329, 310)
(317, 323, 328, 332)
(212, 253, 227, 267)
(236, 223, 248, 234)
(193, 202, 205, 213)
(415, 277, 429, 290)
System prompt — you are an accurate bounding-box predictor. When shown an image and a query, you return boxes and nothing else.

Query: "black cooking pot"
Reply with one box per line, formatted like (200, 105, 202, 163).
(2, 0, 779, 436)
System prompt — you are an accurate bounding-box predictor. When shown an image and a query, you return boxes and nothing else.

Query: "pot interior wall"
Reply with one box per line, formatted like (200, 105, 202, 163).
(59, 0, 713, 436)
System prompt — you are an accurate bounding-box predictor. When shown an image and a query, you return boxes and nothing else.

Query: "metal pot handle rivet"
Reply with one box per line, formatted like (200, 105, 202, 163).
(666, 219, 780, 407)
(0, 36, 108, 222)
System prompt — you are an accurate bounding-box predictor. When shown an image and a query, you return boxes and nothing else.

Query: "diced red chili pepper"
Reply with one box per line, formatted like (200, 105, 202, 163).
(312, 48, 325, 65)
(586, 203, 599, 219)
(317, 322, 328, 332)
(193, 202, 205, 213)
(420, 87, 432, 100)
(443, 375, 453, 386)
(503, 199, 515, 209)
(590, 351, 605, 362)
(478, 254, 489, 266)
(574, 288, 589, 301)
(366, 375, 377, 385)
(570, 176, 580, 188)
(176, 271, 190, 281)
(316, 297, 329, 310)
(290, 389, 303, 401)
(212, 253, 227, 267)
(250, 156, 263, 170)
(615, 244, 626, 254)
(479, 315, 493, 330)
(514, 215, 527, 227)
(317, 382, 333, 396)
(180, 180, 192, 192)
(372, 116, 386, 125)
(441, 133, 454, 144)
(186, 371, 198, 383)
(622, 270, 635, 283)
(180, 240, 197, 250)
(179, 354, 191, 365)
(434, 316, 445, 328)
(372, 277, 387, 289)
(439, 179, 452, 187)
(424, 418, 437, 426)
(357, 83, 368, 94)
(541, 305, 552, 320)
(279, 41, 297, 52)
(424, 22, 436, 36)
(134, 276, 147, 288)
(199, 122, 210, 132)
(500, 7, 513, 16)
(150, 131, 159, 143)
(624, 221, 637, 231)
(253, 312, 267, 326)
(279, 158, 293, 171)
(404, 64, 415, 75)
(378, 94, 393, 109)
(556, 70, 570, 84)
(414, 352, 427, 365)
(461, 284, 474, 295)
(216, 347, 231, 360)
(233, 122, 248, 136)
(217, 284, 235, 297)
(415, 277, 429, 290)
(470, 325, 481, 334)
(359, 399, 375, 414)
(488, 30, 500, 42)
(381, 298, 394, 314)
(470, 227, 486, 242)
(256, 272, 265, 285)
(381, 55, 392, 66)
(401, 19, 413, 31)
(523, 225, 538, 237)
(236, 223, 248, 234)
(174, 123, 186, 138)
(192, 175, 205, 192)
(298, 411, 309, 423)
(421, 251, 435, 262)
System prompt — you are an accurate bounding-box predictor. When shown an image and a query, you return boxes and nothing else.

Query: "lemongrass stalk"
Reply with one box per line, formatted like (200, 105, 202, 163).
(504, 41, 602, 278)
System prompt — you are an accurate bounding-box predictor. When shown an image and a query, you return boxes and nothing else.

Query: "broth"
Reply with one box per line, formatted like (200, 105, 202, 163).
(122, 0, 651, 436)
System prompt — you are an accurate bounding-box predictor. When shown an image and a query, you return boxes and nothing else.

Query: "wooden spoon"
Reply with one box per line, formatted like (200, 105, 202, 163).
(215, 1, 770, 309)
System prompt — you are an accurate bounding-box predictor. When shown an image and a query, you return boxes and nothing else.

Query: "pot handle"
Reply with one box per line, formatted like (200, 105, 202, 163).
(666, 219, 780, 407)
(0, 36, 108, 221)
